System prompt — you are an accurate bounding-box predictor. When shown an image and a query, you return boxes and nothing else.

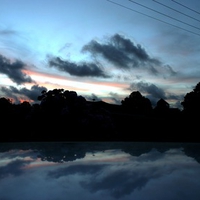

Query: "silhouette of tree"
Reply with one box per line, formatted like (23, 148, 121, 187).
(0, 97, 12, 111)
(181, 81, 200, 115)
(1, 81, 200, 142)
(37, 88, 67, 114)
(35, 88, 88, 139)
(153, 98, 170, 117)
(15, 101, 31, 118)
(0, 97, 13, 119)
(155, 98, 169, 110)
(121, 91, 152, 114)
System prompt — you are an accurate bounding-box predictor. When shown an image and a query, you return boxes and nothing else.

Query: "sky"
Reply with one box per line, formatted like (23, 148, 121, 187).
(0, 0, 200, 109)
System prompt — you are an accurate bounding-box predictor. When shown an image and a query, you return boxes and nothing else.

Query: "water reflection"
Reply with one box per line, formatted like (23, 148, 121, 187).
(0, 142, 200, 200)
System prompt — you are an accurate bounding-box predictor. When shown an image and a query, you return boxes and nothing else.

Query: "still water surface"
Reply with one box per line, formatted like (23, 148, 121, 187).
(0, 142, 200, 200)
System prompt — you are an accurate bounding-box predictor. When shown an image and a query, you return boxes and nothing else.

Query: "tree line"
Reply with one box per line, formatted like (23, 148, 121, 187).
(0, 81, 200, 142)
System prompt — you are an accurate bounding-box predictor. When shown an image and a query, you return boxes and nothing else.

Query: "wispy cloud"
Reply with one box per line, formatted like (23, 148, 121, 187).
(0, 29, 18, 36)
(0, 27, 35, 60)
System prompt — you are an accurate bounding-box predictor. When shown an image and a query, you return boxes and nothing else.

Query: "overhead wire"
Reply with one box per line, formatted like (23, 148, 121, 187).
(153, 0, 200, 23)
(128, 0, 200, 31)
(171, 0, 200, 15)
(107, 0, 200, 37)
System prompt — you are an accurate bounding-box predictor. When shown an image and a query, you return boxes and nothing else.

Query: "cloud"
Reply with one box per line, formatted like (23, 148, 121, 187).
(79, 148, 199, 199)
(0, 54, 34, 85)
(47, 163, 151, 199)
(0, 84, 47, 103)
(155, 29, 200, 57)
(109, 92, 122, 104)
(48, 34, 176, 80)
(128, 81, 183, 108)
(0, 29, 18, 36)
(85, 93, 102, 101)
(48, 56, 110, 78)
(47, 156, 165, 199)
(82, 38, 132, 68)
(128, 81, 166, 107)
(47, 164, 107, 179)
(80, 168, 156, 199)
(130, 81, 166, 99)
(82, 33, 176, 76)
(0, 159, 30, 179)
(0, 27, 36, 61)
(0, 149, 37, 160)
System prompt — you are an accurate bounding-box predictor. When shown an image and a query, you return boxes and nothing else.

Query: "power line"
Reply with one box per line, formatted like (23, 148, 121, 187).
(171, 0, 200, 15)
(107, 0, 200, 37)
(153, 0, 200, 23)
(129, 0, 200, 31)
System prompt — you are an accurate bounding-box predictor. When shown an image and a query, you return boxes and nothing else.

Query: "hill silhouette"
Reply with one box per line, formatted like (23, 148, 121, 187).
(0, 81, 200, 143)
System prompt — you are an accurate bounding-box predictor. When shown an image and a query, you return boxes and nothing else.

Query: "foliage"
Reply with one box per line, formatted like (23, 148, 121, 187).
(121, 91, 152, 114)
(181, 82, 200, 114)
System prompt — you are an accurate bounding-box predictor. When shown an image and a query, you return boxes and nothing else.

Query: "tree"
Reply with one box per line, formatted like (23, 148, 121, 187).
(121, 91, 152, 114)
(0, 97, 13, 118)
(181, 82, 200, 115)
(155, 98, 169, 110)
(153, 98, 170, 116)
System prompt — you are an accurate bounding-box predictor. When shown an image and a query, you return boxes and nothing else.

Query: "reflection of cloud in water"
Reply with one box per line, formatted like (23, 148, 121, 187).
(0, 149, 36, 160)
(23, 158, 60, 170)
(79, 151, 167, 198)
(46, 148, 200, 199)
(81, 168, 151, 198)
(0, 143, 200, 200)
(0, 159, 31, 179)
(48, 164, 107, 178)
(83, 149, 131, 163)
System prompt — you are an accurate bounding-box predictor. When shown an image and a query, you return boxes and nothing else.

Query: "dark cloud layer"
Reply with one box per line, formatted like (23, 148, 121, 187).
(134, 81, 166, 99)
(48, 34, 176, 79)
(0, 159, 30, 179)
(0, 54, 34, 85)
(82, 33, 176, 76)
(0, 84, 47, 103)
(129, 81, 183, 108)
(82, 33, 157, 68)
(48, 56, 109, 78)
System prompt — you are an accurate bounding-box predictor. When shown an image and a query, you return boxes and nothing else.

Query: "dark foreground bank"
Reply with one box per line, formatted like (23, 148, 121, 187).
(1, 108, 198, 143)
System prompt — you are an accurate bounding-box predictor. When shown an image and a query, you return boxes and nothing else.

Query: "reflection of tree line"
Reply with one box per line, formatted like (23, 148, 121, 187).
(0, 142, 200, 164)
(0, 81, 200, 142)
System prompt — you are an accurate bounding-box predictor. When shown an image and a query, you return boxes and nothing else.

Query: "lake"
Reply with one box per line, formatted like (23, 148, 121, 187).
(0, 142, 200, 200)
